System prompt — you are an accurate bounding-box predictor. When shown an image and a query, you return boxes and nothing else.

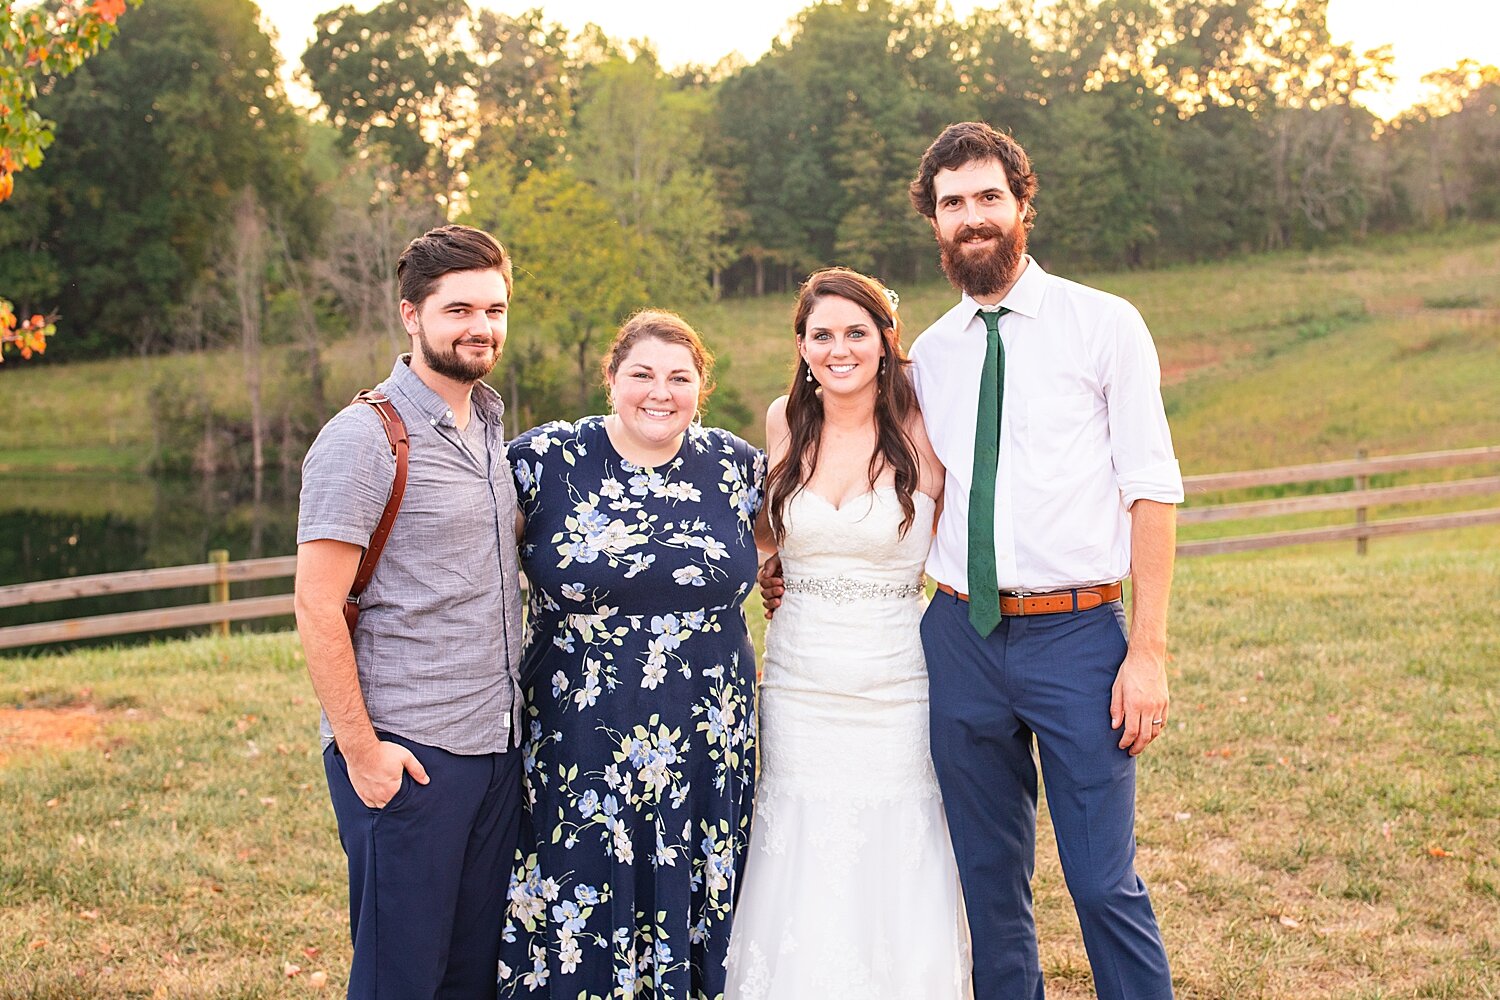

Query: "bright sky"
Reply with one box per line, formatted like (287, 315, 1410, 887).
(258, 0, 1500, 121)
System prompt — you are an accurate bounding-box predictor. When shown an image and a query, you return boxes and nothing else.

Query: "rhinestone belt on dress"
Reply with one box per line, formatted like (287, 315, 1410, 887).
(782, 576, 924, 603)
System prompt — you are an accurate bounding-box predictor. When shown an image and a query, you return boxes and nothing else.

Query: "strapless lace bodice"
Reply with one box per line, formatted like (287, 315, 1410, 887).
(777, 485, 931, 593)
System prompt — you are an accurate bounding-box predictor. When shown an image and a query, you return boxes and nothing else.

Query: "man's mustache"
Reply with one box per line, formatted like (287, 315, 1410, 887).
(955, 223, 1005, 243)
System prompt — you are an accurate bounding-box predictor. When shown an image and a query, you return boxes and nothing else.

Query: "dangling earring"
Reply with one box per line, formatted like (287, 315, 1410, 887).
(804, 362, 814, 384)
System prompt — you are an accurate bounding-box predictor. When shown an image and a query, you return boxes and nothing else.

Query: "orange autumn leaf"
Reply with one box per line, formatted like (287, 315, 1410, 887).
(1427, 846, 1454, 858)
(90, 0, 128, 25)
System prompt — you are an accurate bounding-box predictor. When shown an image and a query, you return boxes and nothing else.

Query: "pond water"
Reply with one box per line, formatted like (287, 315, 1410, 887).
(0, 470, 300, 654)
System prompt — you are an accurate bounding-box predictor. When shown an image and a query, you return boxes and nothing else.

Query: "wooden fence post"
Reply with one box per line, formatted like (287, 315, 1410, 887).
(1355, 448, 1369, 556)
(209, 549, 230, 637)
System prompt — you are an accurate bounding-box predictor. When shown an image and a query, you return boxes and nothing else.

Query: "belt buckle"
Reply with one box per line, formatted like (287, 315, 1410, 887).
(1000, 589, 1032, 616)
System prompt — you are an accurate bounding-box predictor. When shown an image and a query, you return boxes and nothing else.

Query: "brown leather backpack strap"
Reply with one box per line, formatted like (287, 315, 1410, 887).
(344, 389, 409, 635)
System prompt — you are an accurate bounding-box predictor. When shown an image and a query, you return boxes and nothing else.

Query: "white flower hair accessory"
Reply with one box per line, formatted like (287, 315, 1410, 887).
(882, 287, 900, 315)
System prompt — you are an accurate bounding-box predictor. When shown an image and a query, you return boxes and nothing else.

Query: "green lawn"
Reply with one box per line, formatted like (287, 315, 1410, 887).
(2, 535, 1496, 998)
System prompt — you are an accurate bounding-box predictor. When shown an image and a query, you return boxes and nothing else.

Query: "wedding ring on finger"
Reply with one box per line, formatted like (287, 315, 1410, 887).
(1151, 718, 1164, 727)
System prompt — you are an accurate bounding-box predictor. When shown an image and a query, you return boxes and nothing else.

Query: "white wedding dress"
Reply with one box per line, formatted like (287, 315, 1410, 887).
(725, 486, 972, 1000)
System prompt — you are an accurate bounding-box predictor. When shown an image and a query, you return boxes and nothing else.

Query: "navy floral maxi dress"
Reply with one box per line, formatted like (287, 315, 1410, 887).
(499, 416, 765, 1000)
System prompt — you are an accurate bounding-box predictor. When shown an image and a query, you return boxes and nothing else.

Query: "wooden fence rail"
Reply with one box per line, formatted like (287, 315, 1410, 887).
(1178, 444, 1500, 557)
(0, 555, 298, 609)
(1, 446, 1495, 649)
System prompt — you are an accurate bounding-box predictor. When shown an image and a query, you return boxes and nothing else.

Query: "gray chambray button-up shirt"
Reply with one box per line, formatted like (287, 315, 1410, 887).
(298, 356, 523, 755)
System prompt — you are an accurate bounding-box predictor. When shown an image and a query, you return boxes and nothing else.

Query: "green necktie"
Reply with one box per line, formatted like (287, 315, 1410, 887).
(968, 306, 1010, 636)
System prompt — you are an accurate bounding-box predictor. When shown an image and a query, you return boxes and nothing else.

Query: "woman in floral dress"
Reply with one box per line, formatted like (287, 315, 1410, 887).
(499, 310, 765, 1000)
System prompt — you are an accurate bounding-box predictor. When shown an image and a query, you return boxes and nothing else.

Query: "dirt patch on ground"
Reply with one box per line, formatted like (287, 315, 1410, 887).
(0, 704, 105, 766)
(1158, 341, 1246, 385)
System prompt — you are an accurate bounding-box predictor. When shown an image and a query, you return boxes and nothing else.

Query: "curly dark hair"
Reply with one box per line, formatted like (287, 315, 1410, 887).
(908, 121, 1038, 230)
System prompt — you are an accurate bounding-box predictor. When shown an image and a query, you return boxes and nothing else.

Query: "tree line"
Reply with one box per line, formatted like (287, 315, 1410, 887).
(1, 0, 1497, 469)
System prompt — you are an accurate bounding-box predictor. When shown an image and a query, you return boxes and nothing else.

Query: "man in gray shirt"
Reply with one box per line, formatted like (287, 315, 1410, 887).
(295, 224, 523, 999)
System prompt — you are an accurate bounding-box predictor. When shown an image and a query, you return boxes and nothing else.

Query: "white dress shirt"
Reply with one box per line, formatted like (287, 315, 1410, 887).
(910, 257, 1184, 593)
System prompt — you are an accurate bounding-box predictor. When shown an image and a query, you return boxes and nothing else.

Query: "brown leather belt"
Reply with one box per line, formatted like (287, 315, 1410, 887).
(934, 581, 1122, 616)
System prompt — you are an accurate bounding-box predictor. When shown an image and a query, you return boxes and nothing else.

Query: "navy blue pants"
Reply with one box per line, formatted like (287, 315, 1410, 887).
(324, 731, 522, 1000)
(922, 591, 1173, 1000)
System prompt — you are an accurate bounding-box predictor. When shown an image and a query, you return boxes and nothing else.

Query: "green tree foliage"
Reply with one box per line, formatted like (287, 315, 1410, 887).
(470, 7, 576, 184)
(8, 0, 1499, 382)
(1375, 63, 1500, 228)
(0, 0, 313, 357)
(1, 0, 140, 359)
(572, 51, 729, 305)
(463, 163, 646, 429)
(712, 0, 969, 292)
(303, 0, 473, 195)
(710, 59, 808, 294)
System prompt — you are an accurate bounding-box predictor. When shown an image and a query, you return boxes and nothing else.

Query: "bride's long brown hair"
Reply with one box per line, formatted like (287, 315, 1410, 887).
(766, 268, 922, 544)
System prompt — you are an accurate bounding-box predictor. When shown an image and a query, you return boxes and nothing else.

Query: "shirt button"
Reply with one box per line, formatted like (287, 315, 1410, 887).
(429, 418, 437, 425)
(446, 410, 453, 418)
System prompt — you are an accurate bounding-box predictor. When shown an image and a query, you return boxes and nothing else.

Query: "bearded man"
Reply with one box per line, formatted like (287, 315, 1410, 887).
(908, 122, 1183, 999)
(295, 224, 525, 999)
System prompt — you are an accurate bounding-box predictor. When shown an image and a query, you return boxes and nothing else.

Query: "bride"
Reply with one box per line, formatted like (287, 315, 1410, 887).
(728, 268, 972, 998)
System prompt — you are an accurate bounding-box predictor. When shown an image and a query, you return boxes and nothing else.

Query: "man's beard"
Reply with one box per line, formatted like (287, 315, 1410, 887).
(414, 321, 499, 383)
(937, 220, 1028, 299)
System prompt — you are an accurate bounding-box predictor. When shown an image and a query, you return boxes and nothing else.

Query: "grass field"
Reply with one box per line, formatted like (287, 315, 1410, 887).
(2, 536, 1497, 998)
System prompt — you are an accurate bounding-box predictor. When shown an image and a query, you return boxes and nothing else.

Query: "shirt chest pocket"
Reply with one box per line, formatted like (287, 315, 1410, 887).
(1023, 393, 1098, 479)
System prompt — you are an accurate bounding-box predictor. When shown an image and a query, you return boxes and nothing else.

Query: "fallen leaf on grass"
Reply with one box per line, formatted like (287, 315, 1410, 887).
(309, 971, 329, 989)
(259, 796, 277, 807)
(1173, 812, 1192, 822)
(1381, 821, 1394, 840)
(303, 946, 321, 959)
(1278, 915, 1300, 929)
(284, 962, 302, 978)
(28, 937, 49, 950)
(78, 909, 99, 921)
(1204, 747, 1233, 758)
(46, 798, 59, 808)
(1427, 846, 1455, 858)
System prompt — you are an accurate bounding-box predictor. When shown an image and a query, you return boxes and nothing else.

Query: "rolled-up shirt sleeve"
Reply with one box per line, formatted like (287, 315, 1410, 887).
(297, 405, 397, 548)
(1102, 304, 1184, 508)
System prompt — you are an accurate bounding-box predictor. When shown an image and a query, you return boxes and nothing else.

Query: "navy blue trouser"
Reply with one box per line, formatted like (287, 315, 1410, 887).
(922, 591, 1173, 1000)
(324, 731, 522, 1000)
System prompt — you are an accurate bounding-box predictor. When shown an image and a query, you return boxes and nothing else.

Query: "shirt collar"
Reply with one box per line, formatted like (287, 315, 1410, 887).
(386, 354, 506, 427)
(959, 255, 1048, 321)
